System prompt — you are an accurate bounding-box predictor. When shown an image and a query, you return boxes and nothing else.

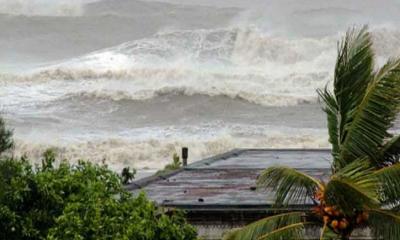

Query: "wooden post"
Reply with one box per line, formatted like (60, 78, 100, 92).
(182, 147, 188, 167)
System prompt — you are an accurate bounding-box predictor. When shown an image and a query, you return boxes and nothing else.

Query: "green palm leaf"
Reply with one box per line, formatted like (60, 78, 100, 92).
(319, 26, 375, 170)
(257, 166, 322, 206)
(257, 222, 313, 240)
(324, 160, 379, 214)
(374, 163, 400, 206)
(369, 209, 400, 240)
(222, 212, 306, 240)
(381, 135, 400, 166)
(338, 58, 400, 167)
(319, 224, 340, 240)
(318, 87, 340, 161)
(334, 26, 374, 114)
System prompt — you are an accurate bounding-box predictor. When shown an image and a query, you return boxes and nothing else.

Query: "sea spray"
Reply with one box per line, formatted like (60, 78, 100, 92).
(2, 0, 400, 170)
(13, 128, 329, 171)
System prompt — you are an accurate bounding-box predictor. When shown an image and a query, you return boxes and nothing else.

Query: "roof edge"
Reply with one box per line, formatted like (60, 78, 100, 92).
(126, 148, 332, 191)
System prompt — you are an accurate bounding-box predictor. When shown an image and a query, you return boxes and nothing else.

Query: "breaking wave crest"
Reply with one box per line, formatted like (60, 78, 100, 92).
(2, 68, 324, 106)
(3, 0, 400, 172)
(13, 130, 329, 171)
(5, 26, 400, 107)
(3, 27, 337, 107)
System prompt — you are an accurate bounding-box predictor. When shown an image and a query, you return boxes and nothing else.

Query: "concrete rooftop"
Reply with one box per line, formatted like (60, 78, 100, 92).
(127, 149, 332, 211)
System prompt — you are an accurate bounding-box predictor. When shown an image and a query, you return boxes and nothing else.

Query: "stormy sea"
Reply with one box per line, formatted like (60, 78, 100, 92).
(2, 0, 400, 171)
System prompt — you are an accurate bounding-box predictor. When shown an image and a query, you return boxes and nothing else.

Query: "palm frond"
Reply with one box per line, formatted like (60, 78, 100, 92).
(319, 26, 375, 170)
(257, 166, 322, 206)
(369, 209, 400, 240)
(381, 135, 400, 166)
(257, 222, 313, 240)
(319, 224, 340, 240)
(334, 26, 374, 113)
(392, 205, 400, 211)
(222, 212, 306, 240)
(374, 163, 400, 206)
(317, 87, 340, 161)
(338, 58, 400, 167)
(325, 160, 379, 214)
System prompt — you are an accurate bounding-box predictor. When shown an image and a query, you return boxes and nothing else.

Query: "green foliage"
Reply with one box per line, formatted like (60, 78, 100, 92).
(47, 193, 197, 240)
(156, 153, 182, 175)
(374, 163, 400, 206)
(0, 152, 197, 240)
(319, 225, 341, 240)
(381, 135, 400, 165)
(223, 212, 309, 240)
(369, 209, 400, 240)
(318, 26, 375, 170)
(319, 26, 400, 170)
(324, 160, 379, 215)
(257, 166, 321, 206)
(121, 167, 136, 184)
(339, 58, 400, 167)
(0, 117, 13, 154)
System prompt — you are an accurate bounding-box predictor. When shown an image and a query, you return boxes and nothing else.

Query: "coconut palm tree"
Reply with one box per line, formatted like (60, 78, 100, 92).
(223, 26, 400, 240)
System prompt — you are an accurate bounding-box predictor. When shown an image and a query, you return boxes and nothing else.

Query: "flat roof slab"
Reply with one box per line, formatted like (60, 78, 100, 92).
(189, 149, 331, 169)
(129, 149, 332, 210)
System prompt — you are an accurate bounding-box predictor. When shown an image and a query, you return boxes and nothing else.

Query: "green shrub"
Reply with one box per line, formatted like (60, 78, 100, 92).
(0, 117, 13, 154)
(156, 153, 182, 176)
(121, 167, 136, 184)
(0, 152, 197, 240)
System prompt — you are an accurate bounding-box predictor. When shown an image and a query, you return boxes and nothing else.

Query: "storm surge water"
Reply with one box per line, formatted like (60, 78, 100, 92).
(2, 0, 400, 171)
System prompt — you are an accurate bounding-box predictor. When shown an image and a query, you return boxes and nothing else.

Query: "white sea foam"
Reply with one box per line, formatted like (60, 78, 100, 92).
(1, 28, 336, 107)
(3, 0, 400, 170)
(13, 126, 329, 171)
(3, 27, 400, 108)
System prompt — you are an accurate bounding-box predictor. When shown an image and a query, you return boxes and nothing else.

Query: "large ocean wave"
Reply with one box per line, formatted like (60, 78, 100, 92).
(1, 27, 337, 107)
(2, 0, 400, 170)
(3, 27, 400, 107)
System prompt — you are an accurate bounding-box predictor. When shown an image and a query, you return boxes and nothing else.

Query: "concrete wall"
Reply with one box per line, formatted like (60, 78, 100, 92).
(194, 223, 374, 240)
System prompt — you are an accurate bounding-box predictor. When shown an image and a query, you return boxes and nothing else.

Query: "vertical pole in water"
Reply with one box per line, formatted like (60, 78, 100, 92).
(182, 147, 188, 167)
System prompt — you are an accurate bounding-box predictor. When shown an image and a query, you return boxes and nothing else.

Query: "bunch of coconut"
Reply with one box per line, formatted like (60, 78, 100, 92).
(312, 190, 369, 234)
